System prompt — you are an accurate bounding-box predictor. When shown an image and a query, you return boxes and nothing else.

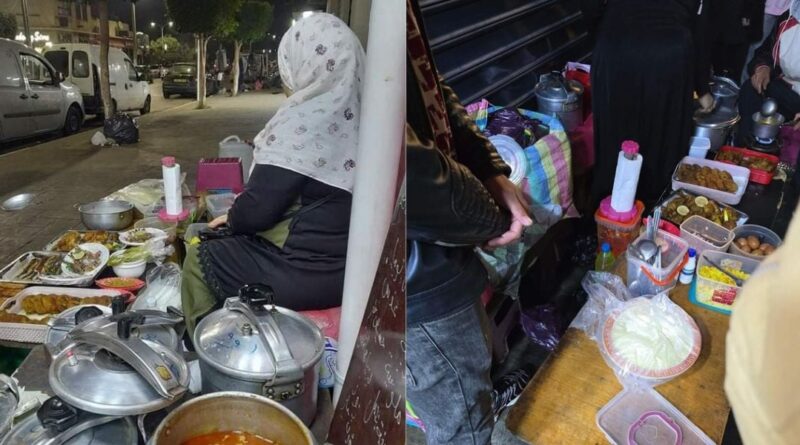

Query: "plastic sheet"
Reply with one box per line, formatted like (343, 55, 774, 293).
(574, 273, 701, 386)
(130, 262, 182, 311)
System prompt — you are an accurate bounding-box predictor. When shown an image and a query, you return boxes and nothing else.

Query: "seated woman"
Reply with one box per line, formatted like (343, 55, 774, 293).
(738, 1, 800, 144)
(182, 13, 365, 334)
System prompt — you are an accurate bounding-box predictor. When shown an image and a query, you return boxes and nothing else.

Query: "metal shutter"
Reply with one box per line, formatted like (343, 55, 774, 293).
(418, 0, 592, 109)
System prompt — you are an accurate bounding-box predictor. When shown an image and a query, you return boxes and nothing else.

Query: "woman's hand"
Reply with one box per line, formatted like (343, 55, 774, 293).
(698, 93, 715, 113)
(793, 113, 800, 131)
(751, 66, 771, 94)
(208, 214, 228, 229)
(483, 175, 533, 248)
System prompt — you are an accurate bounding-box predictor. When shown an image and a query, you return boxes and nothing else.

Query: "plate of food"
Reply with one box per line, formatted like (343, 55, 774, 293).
(119, 228, 168, 246)
(659, 190, 747, 230)
(39, 243, 109, 286)
(602, 298, 701, 381)
(44, 230, 122, 253)
(0, 252, 64, 285)
(96, 277, 145, 292)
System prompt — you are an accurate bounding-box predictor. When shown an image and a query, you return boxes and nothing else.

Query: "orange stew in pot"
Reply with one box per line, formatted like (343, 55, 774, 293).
(182, 431, 277, 445)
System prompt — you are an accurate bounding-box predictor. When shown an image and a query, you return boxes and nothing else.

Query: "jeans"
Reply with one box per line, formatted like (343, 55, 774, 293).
(741, 14, 781, 84)
(407, 300, 494, 445)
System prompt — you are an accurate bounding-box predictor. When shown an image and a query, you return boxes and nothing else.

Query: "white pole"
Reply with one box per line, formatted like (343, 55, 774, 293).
(333, 0, 405, 405)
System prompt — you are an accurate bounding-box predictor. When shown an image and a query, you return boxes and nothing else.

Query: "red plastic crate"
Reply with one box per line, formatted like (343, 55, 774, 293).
(196, 157, 244, 193)
(715, 146, 779, 185)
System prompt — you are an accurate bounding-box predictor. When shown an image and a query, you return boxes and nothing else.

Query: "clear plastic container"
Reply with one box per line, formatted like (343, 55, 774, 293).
(671, 156, 751, 205)
(595, 201, 645, 258)
(596, 386, 714, 445)
(688, 136, 711, 159)
(205, 193, 237, 219)
(626, 229, 689, 297)
(680, 215, 734, 257)
(694, 251, 759, 314)
(729, 224, 782, 262)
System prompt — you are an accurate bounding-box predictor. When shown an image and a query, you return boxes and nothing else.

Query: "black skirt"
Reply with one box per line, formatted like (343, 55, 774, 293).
(591, 0, 696, 207)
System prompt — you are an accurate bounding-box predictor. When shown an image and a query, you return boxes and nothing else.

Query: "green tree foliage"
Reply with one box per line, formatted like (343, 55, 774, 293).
(0, 13, 17, 40)
(225, 1, 273, 96)
(149, 36, 193, 65)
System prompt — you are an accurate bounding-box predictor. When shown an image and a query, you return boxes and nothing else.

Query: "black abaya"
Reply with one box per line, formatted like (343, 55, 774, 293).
(587, 0, 711, 207)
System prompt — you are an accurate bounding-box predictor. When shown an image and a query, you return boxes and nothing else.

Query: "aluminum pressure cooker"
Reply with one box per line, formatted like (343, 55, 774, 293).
(193, 284, 324, 426)
(534, 71, 584, 132)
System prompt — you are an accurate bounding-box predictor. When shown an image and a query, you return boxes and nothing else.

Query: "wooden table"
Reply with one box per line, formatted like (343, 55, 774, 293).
(506, 280, 732, 444)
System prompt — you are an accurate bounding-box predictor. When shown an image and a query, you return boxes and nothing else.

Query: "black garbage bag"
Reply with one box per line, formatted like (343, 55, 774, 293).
(103, 113, 139, 144)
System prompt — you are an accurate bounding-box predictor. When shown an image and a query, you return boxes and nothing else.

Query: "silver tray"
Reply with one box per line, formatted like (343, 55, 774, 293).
(0, 250, 106, 287)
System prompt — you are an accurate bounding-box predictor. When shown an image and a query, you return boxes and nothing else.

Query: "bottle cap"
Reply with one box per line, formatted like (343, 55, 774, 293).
(688, 248, 696, 257)
(162, 156, 176, 167)
(601, 242, 611, 253)
(621, 140, 639, 156)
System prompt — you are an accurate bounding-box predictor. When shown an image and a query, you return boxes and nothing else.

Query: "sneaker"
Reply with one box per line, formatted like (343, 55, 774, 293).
(491, 369, 532, 416)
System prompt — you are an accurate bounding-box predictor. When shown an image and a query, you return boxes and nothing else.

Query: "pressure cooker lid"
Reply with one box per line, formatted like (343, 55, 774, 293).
(45, 305, 111, 356)
(710, 76, 740, 98)
(194, 285, 324, 380)
(0, 375, 18, 435)
(694, 106, 740, 128)
(534, 72, 583, 102)
(49, 313, 189, 416)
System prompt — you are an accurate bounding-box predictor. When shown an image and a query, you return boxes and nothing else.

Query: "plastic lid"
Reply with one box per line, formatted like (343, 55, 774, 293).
(601, 242, 611, 253)
(598, 196, 642, 223)
(161, 156, 176, 167)
(621, 140, 639, 156)
(687, 248, 696, 258)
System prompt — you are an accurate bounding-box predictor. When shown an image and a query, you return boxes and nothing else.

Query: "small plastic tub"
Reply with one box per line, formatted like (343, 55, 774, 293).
(626, 229, 689, 297)
(688, 136, 711, 159)
(595, 200, 645, 257)
(671, 156, 751, 205)
(694, 251, 759, 314)
(205, 192, 237, 219)
(680, 215, 734, 257)
(729, 224, 782, 261)
(134, 217, 178, 243)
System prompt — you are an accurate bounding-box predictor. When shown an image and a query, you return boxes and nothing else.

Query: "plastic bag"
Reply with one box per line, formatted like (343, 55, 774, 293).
(520, 304, 563, 351)
(485, 108, 541, 147)
(105, 178, 190, 216)
(131, 262, 182, 311)
(103, 113, 139, 144)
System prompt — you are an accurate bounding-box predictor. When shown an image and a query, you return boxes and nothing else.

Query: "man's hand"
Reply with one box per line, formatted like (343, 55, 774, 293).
(208, 214, 228, 229)
(697, 93, 715, 113)
(483, 175, 533, 248)
(751, 66, 771, 94)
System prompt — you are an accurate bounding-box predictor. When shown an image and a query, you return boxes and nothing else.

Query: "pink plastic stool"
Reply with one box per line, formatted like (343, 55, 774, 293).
(196, 157, 244, 194)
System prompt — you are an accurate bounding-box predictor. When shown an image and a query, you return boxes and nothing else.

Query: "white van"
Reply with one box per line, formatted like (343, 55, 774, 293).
(0, 38, 84, 143)
(44, 44, 151, 116)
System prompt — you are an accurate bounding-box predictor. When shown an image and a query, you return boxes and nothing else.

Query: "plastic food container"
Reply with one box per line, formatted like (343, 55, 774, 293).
(729, 224, 782, 261)
(671, 156, 751, 205)
(134, 217, 178, 243)
(680, 215, 733, 256)
(659, 189, 748, 229)
(715, 146, 779, 185)
(595, 201, 645, 257)
(688, 136, 711, 159)
(626, 230, 689, 297)
(205, 193, 237, 219)
(693, 251, 759, 314)
(596, 386, 714, 445)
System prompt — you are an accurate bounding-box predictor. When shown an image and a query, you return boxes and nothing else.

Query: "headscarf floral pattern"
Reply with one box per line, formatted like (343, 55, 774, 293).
(252, 13, 365, 192)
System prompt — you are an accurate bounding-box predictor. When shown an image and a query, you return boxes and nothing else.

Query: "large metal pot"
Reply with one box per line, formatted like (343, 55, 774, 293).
(77, 200, 134, 230)
(151, 392, 316, 445)
(694, 107, 740, 151)
(752, 111, 784, 141)
(534, 71, 584, 132)
(193, 285, 324, 426)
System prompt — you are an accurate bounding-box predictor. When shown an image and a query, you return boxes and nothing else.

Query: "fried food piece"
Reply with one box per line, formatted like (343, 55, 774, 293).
(676, 164, 737, 193)
(19, 294, 113, 315)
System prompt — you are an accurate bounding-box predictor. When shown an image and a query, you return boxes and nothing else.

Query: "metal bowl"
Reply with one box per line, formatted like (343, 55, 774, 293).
(78, 200, 134, 230)
(1, 193, 35, 211)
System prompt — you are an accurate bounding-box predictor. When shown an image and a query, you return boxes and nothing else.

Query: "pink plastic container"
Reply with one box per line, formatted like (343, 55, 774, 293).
(196, 157, 244, 194)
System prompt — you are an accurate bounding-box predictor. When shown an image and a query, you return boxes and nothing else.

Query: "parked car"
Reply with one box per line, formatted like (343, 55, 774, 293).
(43, 44, 151, 116)
(135, 65, 153, 83)
(162, 63, 219, 98)
(148, 64, 162, 79)
(0, 38, 85, 144)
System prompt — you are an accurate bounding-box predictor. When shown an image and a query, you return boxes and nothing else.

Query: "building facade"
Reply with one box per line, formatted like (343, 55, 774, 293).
(1, 0, 133, 52)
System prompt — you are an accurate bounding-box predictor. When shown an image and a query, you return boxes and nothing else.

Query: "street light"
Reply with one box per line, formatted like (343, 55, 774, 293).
(150, 21, 173, 40)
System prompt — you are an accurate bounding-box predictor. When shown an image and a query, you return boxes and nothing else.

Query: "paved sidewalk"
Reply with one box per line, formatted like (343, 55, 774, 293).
(0, 90, 284, 262)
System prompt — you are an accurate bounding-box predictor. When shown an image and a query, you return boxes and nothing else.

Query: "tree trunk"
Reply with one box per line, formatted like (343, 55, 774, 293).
(232, 40, 242, 97)
(195, 34, 201, 105)
(98, 0, 113, 119)
(197, 34, 210, 108)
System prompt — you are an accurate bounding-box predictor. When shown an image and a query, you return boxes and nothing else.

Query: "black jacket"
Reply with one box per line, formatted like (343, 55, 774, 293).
(709, 0, 766, 44)
(747, 12, 792, 77)
(407, 64, 511, 325)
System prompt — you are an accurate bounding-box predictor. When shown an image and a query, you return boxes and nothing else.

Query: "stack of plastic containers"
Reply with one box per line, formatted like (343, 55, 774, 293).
(595, 201, 645, 257)
(626, 229, 689, 297)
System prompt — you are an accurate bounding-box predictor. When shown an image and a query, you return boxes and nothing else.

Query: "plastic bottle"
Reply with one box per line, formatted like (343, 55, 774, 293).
(162, 156, 182, 216)
(679, 248, 698, 284)
(595, 242, 616, 272)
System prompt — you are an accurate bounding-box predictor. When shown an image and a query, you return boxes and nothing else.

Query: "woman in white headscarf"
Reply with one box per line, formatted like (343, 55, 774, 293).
(738, 0, 800, 144)
(181, 13, 365, 335)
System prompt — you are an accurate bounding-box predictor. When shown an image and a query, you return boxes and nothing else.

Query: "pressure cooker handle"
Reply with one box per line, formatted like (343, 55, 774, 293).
(38, 396, 78, 433)
(75, 306, 104, 325)
(239, 283, 275, 310)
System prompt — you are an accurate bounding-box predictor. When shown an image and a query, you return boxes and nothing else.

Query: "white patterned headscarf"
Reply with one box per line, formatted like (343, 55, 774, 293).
(252, 13, 365, 193)
(792, 0, 800, 19)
